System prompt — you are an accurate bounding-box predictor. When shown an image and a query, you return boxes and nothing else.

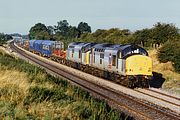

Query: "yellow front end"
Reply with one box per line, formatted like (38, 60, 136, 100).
(85, 51, 90, 64)
(126, 55, 152, 76)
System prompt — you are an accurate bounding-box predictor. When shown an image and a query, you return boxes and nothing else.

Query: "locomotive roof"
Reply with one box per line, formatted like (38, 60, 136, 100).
(34, 40, 44, 44)
(68, 42, 96, 48)
(68, 42, 83, 46)
(117, 44, 145, 51)
(93, 44, 144, 51)
(42, 40, 55, 45)
(93, 43, 125, 49)
(68, 42, 147, 54)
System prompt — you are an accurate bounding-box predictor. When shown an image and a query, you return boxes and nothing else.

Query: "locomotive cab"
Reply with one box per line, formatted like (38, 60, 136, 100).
(121, 45, 152, 76)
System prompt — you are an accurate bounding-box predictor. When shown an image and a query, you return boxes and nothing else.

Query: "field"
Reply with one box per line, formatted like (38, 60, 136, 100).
(149, 49, 180, 94)
(0, 49, 125, 120)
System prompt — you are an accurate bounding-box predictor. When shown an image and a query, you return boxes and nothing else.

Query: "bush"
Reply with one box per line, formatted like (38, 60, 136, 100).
(158, 39, 180, 72)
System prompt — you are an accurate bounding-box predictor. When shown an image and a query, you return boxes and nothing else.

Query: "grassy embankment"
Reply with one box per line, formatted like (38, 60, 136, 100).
(0, 49, 127, 120)
(148, 49, 180, 93)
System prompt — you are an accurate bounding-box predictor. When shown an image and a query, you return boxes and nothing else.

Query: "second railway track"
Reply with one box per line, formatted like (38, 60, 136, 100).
(10, 42, 180, 120)
(136, 88, 180, 107)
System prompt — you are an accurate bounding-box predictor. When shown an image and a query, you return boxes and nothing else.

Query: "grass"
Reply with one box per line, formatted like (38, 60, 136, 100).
(148, 49, 180, 94)
(0, 49, 126, 119)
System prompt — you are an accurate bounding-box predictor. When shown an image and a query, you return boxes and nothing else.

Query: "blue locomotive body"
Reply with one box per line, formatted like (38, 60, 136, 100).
(41, 40, 55, 57)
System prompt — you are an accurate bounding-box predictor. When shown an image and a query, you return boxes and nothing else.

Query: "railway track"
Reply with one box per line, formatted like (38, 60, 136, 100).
(10, 42, 180, 120)
(147, 88, 180, 101)
(136, 88, 180, 107)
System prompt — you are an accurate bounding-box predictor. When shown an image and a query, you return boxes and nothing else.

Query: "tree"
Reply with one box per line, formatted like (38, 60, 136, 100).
(29, 23, 51, 40)
(54, 20, 69, 37)
(0, 33, 5, 41)
(0, 33, 13, 45)
(77, 22, 91, 37)
(158, 40, 175, 62)
(132, 29, 152, 47)
(151, 22, 178, 46)
(92, 29, 106, 37)
(68, 26, 79, 38)
(47, 26, 55, 35)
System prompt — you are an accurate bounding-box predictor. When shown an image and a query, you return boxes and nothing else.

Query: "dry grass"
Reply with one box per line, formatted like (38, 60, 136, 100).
(0, 70, 30, 91)
(0, 68, 80, 119)
(148, 49, 180, 93)
(29, 102, 80, 120)
(0, 70, 29, 102)
(0, 69, 28, 119)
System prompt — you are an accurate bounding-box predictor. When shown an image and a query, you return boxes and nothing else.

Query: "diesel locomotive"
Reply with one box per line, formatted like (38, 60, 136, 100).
(14, 38, 152, 88)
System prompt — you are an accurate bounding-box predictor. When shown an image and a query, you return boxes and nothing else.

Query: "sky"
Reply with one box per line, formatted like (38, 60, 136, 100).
(0, 0, 180, 34)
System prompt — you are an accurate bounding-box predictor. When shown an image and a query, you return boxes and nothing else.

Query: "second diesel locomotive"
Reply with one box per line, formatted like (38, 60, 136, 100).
(14, 39, 152, 88)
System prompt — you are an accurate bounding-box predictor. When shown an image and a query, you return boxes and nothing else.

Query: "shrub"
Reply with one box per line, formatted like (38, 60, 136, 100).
(158, 40, 180, 72)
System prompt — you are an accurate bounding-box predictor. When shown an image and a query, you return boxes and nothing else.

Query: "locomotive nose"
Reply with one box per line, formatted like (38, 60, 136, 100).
(125, 55, 152, 76)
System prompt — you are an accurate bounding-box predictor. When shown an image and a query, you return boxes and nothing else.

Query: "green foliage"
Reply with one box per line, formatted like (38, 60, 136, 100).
(47, 25, 55, 35)
(28, 20, 92, 48)
(0, 33, 12, 45)
(54, 20, 70, 37)
(158, 41, 175, 62)
(77, 22, 91, 37)
(152, 22, 178, 44)
(76, 28, 131, 44)
(24, 86, 72, 104)
(29, 23, 52, 40)
(28, 21, 179, 48)
(132, 29, 152, 47)
(158, 39, 180, 72)
(68, 26, 79, 38)
(0, 102, 16, 119)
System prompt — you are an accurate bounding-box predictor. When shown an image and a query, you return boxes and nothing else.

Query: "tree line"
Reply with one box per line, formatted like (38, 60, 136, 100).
(29, 21, 179, 47)
(0, 33, 12, 45)
(29, 20, 91, 48)
(28, 20, 179, 72)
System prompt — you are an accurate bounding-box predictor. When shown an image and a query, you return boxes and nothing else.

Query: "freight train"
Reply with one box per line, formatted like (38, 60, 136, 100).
(14, 38, 152, 88)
